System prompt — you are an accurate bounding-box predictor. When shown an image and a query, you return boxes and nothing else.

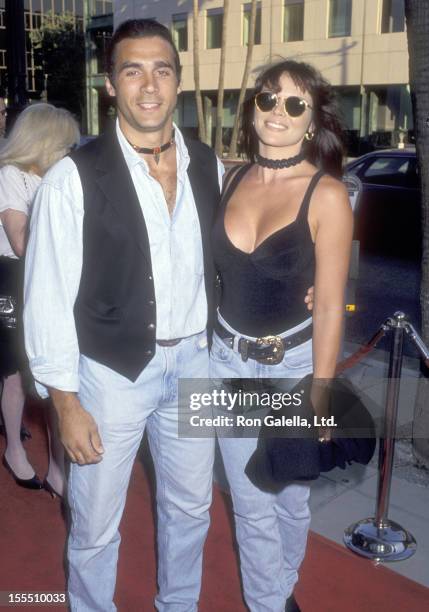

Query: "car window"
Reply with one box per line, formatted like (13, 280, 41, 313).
(347, 160, 367, 176)
(362, 156, 416, 187)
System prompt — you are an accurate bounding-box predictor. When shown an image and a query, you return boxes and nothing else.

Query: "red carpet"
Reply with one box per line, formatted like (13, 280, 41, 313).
(1, 399, 428, 611)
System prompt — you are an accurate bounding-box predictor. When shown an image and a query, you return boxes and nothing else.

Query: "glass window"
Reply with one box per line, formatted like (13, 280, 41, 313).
(95, 1, 111, 16)
(32, 0, 43, 14)
(75, 0, 84, 16)
(328, 0, 352, 38)
(54, 0, 63, 14)
(347, 160, 367, 176)
(283, 0, 304, 42)
(32, 12, 42, 28)
(172, 13, 188, 52)
(207, 8, 223, 49)
(243, 2, 261, 46)
(363, 156, 409, 178)
(24, 11, 31, 30)
(381, 0, 405, 33)
(362, 155, 418, 187)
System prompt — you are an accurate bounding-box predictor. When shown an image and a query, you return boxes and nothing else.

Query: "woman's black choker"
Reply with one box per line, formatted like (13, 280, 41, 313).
(255, 150, 305, 170)
(127, 129, 175, 164)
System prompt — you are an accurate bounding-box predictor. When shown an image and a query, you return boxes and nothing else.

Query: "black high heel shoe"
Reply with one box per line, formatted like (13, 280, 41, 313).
(2, 456, 43, 490)
(43, 478, 63, 500)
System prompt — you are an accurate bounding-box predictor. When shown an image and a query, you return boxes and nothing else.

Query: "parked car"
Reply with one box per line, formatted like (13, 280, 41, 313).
(345, 148, 420, 259)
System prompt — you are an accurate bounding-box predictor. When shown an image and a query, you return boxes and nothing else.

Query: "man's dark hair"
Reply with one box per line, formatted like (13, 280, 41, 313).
(106, 19, 182, 81)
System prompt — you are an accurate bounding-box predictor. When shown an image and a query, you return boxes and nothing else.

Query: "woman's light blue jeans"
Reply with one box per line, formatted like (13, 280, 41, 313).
(210, 312, 313, 612)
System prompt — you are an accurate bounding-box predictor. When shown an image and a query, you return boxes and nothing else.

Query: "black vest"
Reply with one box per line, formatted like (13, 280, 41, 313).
(70, 129, 220, 382)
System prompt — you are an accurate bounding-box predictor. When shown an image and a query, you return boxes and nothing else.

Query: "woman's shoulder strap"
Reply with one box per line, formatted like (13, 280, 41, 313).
(297, 169, 326, 220)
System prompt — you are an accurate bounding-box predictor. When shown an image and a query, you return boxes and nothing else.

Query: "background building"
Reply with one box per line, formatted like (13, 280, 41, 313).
(85, 0, 114, 134)
(115, 0, 412, 154)
(0, 1, 85, 99)
(0, 0, 113, 132)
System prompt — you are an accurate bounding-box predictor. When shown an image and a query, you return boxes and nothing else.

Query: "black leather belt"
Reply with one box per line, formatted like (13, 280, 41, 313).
(214, 320, 313, 365)
(156, 338, 183, 347)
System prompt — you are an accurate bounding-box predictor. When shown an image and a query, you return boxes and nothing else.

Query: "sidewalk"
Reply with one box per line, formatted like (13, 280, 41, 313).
(318, 340, 429, 587)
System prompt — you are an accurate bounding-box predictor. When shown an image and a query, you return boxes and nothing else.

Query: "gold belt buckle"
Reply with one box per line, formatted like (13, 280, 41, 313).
(255, 335, 285, 365)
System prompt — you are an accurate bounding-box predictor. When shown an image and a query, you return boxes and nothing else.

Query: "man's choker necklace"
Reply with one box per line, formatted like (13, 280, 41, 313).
(255, 150, 305, 170)
(127, 129, 175, 164)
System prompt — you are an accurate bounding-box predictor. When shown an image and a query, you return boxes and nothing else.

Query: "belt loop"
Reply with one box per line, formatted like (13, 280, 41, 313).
(240, 338, 249, 362)
(233, 334, 240, 353)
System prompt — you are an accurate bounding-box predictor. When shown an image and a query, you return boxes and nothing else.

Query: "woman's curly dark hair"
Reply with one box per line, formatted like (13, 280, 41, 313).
(241, 59, 346, 178)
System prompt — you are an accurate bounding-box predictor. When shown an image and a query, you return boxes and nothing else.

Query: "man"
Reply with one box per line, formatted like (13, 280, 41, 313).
(24, 19, 221, 611)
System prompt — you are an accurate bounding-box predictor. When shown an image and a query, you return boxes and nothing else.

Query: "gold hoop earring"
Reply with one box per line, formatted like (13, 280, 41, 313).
(305, 130, 315, 141)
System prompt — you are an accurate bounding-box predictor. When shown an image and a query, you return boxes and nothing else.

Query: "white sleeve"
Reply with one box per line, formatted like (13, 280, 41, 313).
(0, 166, 30, 215)
(23, 158, 84, 398)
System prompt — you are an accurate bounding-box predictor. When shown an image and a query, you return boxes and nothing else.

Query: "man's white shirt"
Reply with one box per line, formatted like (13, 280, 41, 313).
(24, 122, 224, 397)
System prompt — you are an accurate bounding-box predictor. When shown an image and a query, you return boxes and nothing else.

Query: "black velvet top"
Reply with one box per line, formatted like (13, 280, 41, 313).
(212, 165, 324, 337)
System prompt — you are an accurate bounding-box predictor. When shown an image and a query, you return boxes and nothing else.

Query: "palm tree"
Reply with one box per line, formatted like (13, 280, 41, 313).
(215, 0, 230, 157)
(229, 0, 257, 159)
(193, 0, 206, 142)
(405, 0, 429, 467)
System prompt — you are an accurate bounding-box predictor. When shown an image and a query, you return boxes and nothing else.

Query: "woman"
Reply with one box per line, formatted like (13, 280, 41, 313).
(210, 60, 353, 611)
(0, 103, 79, 494)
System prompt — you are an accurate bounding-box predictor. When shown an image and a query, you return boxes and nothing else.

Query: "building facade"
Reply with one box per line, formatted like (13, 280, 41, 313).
(0, 0, 113, 132)
(115, 0, 412, 154)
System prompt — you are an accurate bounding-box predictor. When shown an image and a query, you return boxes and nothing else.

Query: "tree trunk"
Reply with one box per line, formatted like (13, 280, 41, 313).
(405, 0, 429, 467)
(229, 0, 257, 159)
(215, 0, 230, 157)
(193, 1, 206, 143)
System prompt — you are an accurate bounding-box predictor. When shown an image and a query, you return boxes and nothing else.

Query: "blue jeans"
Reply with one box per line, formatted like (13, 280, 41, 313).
(210, 312, 313, 612)
(68, 331, 214, 611)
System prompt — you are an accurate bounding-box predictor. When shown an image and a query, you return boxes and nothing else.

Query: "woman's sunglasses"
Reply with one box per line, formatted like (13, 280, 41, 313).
(254, 92, 312, 117)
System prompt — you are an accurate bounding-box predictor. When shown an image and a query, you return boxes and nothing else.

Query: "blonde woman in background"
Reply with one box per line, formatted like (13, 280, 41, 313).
(0, 103, 79, 495)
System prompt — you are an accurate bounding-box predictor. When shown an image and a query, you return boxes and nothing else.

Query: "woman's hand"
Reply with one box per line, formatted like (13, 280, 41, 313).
(304, 286, 314, 311)
(310, 378, 333, 442)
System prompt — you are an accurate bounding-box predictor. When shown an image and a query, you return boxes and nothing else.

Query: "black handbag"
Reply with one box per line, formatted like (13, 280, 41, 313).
(245, 374, 376, 492)
(0, 257, 21, 330)
(0, 295, 17, 328)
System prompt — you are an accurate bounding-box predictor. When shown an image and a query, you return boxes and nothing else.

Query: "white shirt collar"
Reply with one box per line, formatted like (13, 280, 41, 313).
(115, 119, 190, 176)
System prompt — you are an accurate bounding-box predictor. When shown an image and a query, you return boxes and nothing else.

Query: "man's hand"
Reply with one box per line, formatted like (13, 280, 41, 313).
(49, 389, 104, 465)
(304, 286, 314, 311)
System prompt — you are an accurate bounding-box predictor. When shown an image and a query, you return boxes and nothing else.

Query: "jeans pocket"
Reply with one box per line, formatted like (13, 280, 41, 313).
(280, 338, 313, 372)
(210, 333, 235, 365)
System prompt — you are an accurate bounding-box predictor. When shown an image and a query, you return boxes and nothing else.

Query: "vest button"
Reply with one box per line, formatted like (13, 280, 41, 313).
(147, 323, 155, 330)
(148, 275, 153, 280)
(148, 300, 155, 306)
(145, 349, 153, 356)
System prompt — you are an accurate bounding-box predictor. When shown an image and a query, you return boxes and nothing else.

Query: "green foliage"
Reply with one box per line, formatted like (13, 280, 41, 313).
(31, 11, 85, 120)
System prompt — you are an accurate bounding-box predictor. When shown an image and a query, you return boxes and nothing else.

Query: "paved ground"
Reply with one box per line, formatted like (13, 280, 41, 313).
(214, 337, 429, 588)
(345, 252, 421, 356)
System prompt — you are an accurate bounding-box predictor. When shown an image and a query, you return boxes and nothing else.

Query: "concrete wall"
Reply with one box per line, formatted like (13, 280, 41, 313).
(114, 0, 409, 92)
